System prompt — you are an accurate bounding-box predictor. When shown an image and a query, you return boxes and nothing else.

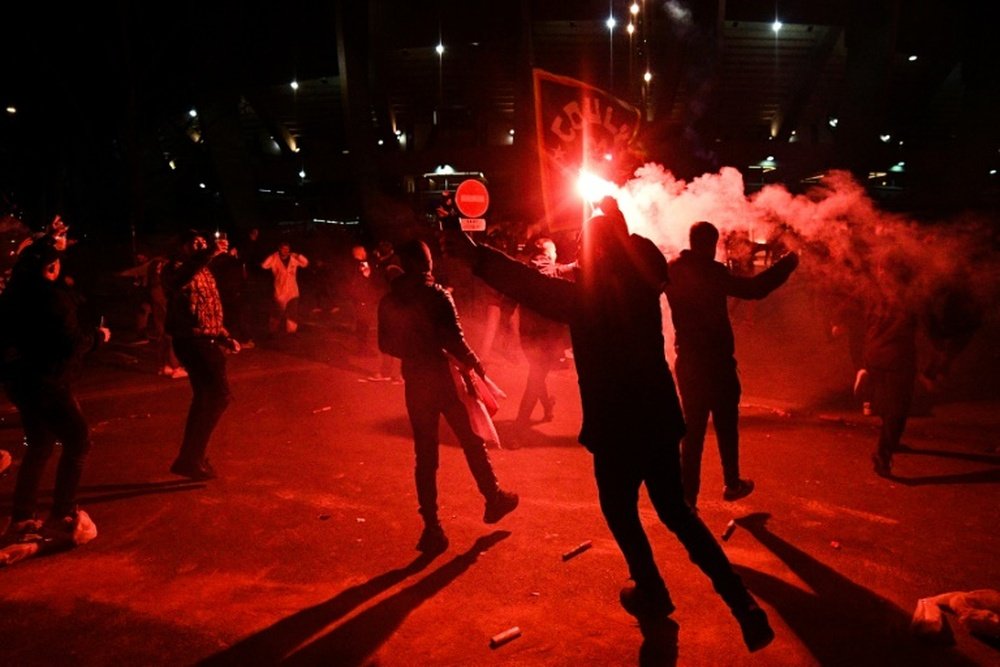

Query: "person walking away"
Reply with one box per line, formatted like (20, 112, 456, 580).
(378, 240, 518, 555)
(665, 221, 798, 509)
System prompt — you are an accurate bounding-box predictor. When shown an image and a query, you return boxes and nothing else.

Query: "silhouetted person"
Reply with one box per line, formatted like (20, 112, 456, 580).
(0, 237, 109, 537)
(163, 231, 240, 480)
(448, 210, 774, 652)
(666, 221, 798, 508)
(378, 240, 518, 555)
(514, 237, 567, 431)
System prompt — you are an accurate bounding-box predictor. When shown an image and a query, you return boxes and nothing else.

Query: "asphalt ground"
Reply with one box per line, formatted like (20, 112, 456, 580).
(1, 289, 998, 666)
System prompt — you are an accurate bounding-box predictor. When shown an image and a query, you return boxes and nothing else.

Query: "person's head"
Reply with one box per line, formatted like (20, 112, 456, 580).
(179, 229, 208, 256)
(533, 237, 557, 263)
(278, 242, 291, 259)
(248, 228, 260, 241)
(351, 245, 368, 262)
(13, 237, 61, 283)
(396, 239, 433, 275)
(689, 221, 719, 260)
(579, 213, 628, 272)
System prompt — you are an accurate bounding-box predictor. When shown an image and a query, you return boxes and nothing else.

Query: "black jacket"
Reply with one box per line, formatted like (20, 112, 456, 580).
(0, 275, 97, 383)
(473, 238, 685, 452)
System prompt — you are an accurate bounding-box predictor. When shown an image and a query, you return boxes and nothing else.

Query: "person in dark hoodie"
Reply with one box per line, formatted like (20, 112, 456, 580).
(0, 236, 109, 538)
(445, 205, 775, 653)
(378, 239, 518, 555)
(666, 221, 798, 509)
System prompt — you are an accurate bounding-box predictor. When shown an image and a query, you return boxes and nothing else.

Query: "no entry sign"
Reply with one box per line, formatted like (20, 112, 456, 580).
(454, 179, 490, 218)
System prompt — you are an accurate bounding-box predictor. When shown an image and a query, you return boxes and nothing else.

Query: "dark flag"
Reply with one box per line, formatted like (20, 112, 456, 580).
(532, 68, 643, 232)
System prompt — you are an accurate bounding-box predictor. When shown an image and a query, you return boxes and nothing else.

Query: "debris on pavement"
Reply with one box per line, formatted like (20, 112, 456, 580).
(721, 519, 737, 541)
(830, 540, 842, 549)
(318, 514, 331, 521)
(311, 405, 332, 414)
(489, 626, 521, 649)
(912, 589, 1000, 641)
(561, 540, 592, 561)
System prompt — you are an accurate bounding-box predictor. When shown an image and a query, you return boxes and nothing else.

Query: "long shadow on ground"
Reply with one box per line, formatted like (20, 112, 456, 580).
(201, 531, 510, 666)
(0, 480, 205, 514)
(733, 513, 978, 666)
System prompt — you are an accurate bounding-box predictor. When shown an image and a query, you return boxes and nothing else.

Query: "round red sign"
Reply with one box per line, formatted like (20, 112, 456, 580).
(454, 179, 490, 218)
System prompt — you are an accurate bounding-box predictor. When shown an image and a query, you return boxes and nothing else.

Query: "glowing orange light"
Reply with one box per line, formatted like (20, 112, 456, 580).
(576, 170, 617, 202)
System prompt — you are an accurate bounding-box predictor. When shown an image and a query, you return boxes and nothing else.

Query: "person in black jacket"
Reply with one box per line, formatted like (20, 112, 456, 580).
(378, 240, 518, 555)
(1, 237, 109, 535)
(447, 207, 775, 653)
(666, 221, 798, 509)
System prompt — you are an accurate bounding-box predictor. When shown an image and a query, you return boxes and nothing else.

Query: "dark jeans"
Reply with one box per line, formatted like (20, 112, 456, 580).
(592, 443, 752, 611)
(675, 354, 742, 505)
(515, 343, 561, 424)
(403, 363, 500, 524)
(172, 337, 231, 466)
(871, 366, 915, 462)
(6, 379, 91, 521)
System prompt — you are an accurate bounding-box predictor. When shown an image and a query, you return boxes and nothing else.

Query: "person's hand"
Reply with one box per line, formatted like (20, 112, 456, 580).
(98, 326, 111, 343)
(779, 251, 800, 271)
(225, 337, 241, 353)
(214, 238, 229, 255)
(441, 230, 478, 263)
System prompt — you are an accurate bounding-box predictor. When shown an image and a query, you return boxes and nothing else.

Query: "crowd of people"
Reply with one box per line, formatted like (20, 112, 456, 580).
(0, 197, 978, 654)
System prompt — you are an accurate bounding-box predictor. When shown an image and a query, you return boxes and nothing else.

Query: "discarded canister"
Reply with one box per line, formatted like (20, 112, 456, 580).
(721, 519, 737, 541)
(489, 626, 521, 649)
(561, 540, 593, 561)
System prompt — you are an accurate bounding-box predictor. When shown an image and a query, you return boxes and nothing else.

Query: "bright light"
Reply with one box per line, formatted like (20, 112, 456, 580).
(508, 129, 515, 136)
(908, 55, 918, 62)
(395, 129, 403, 136)
(991, 169, 997, 175)
(880, 134, 891, 143)
(627, 23, 635, 35)
(434, 164, 456, 175)
(292, 146, 301, 153)
(828, 117, 839, 128)
(290, 80, 299, 90)
(198, 182, 206, 189)
(576, 170, 617, 202)
(604, 153, 613, 161)
(377, 139, 384, 146)
(435, 43, 444, 55)
(298, 169, 306, 178)
(772, 20, 783, 33)
(766, 156, 775, 162)
(5, 106, 15, 115)
(168, 160, 176, 170)
(188, 109, 197, 118)
(606, 16, 616, 30)
(643, 71, 652, 83)
(630, 3, 639, 14)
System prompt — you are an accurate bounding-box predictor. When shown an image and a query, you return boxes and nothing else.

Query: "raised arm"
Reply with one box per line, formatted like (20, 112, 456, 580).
(723, 252, 799, 300)
(472, 245, 578, 323)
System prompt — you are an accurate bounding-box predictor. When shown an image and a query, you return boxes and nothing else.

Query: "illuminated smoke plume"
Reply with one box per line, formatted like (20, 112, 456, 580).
(613, 164, 996, 355)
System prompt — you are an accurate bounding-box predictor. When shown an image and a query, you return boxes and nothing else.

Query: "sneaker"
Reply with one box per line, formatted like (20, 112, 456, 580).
(541, 398, 556, 422)
(416, 523, 448, 554)
(853, 368, 870, 399)
(871, 452, 892, 478)
(483, 489, 519, 524)
(735, 603, 775, 652)
(619, 581, 675, 619)
(170, 367, 189, 379)
(723, 479, 755, 501)
(170, 458, 217, 481)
